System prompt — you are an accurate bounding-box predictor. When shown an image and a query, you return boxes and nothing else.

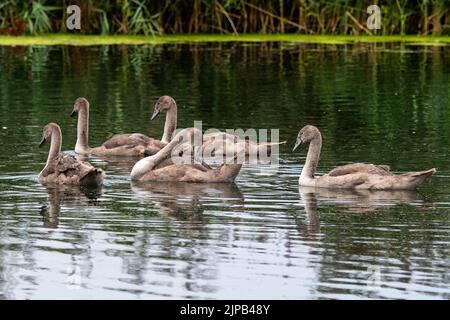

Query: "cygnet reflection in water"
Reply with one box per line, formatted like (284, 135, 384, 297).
(39, 184, 103, 228)
(131, 181, 244, 218)
(295, 186, 430, 235)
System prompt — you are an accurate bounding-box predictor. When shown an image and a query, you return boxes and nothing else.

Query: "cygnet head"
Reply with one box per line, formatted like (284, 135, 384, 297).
(292, 125, 321, 152)
(70, 97, 89, 117)
(39, 122, 60, 147)
(151, 95, 176, 120)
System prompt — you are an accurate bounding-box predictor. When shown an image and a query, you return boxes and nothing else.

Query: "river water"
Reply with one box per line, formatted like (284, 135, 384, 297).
(0, 42, 449, 299)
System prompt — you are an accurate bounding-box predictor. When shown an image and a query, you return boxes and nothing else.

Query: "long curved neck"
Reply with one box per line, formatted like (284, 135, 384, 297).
(131, 135, 184, 180)
(301, 134, 322, 180)
(161, 103, 177, 144)
(47, 127, 62, 165)
(75, 105, 90, 153)
(155, 136, 182, 165)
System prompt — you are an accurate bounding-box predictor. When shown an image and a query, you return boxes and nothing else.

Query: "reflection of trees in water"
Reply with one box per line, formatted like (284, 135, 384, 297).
(297, 186, 448, 298)
(1, 44, 448, 170)
(0, 43, 449, 297)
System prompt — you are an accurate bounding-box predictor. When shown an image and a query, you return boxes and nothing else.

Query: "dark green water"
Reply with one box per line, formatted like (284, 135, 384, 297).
(0, 42, 449, 299)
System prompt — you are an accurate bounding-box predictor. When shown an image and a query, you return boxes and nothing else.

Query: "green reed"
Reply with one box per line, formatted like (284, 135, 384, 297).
(0, 0, 448, 35)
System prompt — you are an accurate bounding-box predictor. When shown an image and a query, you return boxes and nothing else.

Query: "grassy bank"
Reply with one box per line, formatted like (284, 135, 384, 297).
(0, 34, 449, 46)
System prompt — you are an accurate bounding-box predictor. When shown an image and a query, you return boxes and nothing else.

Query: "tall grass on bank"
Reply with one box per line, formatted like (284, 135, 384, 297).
(0, 0, 449, 36)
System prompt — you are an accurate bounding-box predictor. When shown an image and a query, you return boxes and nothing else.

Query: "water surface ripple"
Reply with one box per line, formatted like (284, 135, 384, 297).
(0, 43, 449, 299)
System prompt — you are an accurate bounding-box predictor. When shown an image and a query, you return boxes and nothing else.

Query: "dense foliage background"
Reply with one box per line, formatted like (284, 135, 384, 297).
(0, 0, 449, 36)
